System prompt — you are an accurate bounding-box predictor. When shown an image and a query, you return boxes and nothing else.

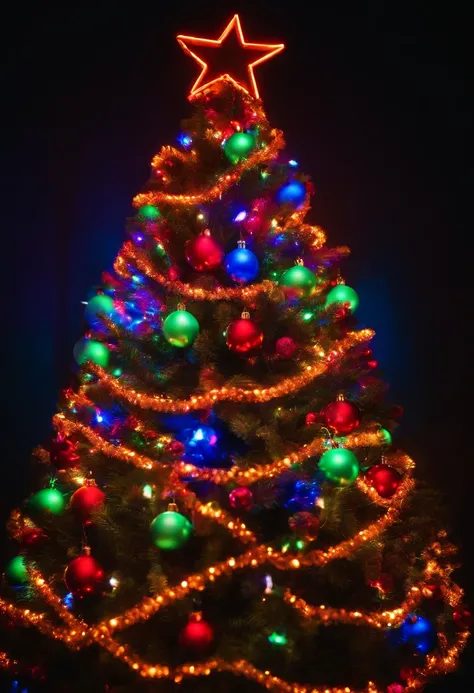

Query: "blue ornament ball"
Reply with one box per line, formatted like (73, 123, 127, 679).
(225, 245, 259, 284)
(276, 181, 306, 208)
(389, 614, 438, 654)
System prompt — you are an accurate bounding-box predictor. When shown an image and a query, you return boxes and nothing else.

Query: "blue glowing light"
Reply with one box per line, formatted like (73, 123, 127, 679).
(178, 133, 192, 148)
(95, 413, 104, 423)
(289, 159, 298, 167)
(192, 427, 218, 446)
(63, 592, 74, 609)
(233, 210, 248, 222)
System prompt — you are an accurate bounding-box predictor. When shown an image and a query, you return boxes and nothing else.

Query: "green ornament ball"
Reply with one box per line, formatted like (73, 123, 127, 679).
(28, 488, 66, 516)
(73, 339, 109, 368)
(325, 284, 359, 313)
(163, 309, 199, 348)
(138, 204, 161, 221)
(319, 448, 360, 486)
(5, 556, 29, 587)
(224, 132, 256, 163)
(84, 294, 115, 326)
(150, 510, 193, 550)
(380, 428, 392, 445)
(280, 265, 317, 299)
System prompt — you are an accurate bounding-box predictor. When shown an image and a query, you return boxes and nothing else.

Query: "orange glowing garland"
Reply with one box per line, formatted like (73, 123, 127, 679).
(53, 409, 384, 485)
(133, 129, 285, 208)
(1, 35, 468, 689)
(0, 543, 467, 692)
(85, 329, 374, 415)
(115, 227, 327, 302)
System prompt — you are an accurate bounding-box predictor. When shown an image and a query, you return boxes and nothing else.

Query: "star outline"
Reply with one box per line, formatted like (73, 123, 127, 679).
(177, 14, 285, 99)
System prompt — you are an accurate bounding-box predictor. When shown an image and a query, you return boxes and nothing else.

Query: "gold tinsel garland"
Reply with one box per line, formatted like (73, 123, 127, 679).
(0, 542, 467, 693)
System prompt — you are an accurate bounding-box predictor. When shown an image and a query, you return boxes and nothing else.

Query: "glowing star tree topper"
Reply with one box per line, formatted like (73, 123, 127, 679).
(177, 14, 284, 99)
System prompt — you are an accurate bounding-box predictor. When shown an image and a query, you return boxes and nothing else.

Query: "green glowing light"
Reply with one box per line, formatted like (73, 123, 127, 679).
(302, 311, 313, 321)
(296, 539, 305, 550)
(112, 367, 122, 377)
(268, 632, 288, 646)
(143, 484, 153, 499)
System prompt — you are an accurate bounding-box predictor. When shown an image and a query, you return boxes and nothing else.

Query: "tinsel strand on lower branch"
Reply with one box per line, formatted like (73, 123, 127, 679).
(83, 329, 374, 413)
(0, 544, 467, 692)
(53, 410, 387, 484)
(3, 470, 417, 646)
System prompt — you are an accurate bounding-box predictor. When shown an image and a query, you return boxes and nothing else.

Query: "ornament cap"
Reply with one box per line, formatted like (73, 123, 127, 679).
(203, 228, 211, 237)
(241, 310, 250, 320)
(83, 545, 91, 556)
(336, 393, 345, 401)
(177, 302, 186, 311)
(336, 273, 345, 285)
(168, 502, 178, 512)
(237, 239, 246, 249)
(295, 258, 304, 266)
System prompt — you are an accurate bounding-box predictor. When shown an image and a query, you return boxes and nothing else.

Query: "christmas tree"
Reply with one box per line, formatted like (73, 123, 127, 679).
(0, 14, 469, 693)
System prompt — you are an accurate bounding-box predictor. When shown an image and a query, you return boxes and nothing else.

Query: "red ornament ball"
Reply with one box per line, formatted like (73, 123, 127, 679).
(399, 666, 417, 682)
(289, 511, 320, 539)
(169, 440, 185, 457)
(30, 664, 47, 681)
(305, 412, 318, 426)
(387, 685, 405, 693)
(64, 554, 104, 597)
(50, 435, 80, 470)
(179, 613, 214, 650)
(324, 398, 360, 435)
(275, 336, 298, 359)
(70, 485, 105, 522)
(453, 608, 472, 630)
(229, 486, 254, 510)
(366, 464, 401, 499)
(185, 231, 224, 271)
(226, 315, 263, 355)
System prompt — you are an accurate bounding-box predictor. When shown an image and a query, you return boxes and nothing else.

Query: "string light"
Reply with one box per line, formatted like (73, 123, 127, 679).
(133, 130, 285, 208)
(54, 409, 384, 485)
(174, 429, 386, 486)
(1, 72, 467, 693)
(87, 330, 374, 414)
(0, 536, 467, 692)
(115, 226, 326, 301)
(151, 144, 196, 173)
(194, 500, 257, 543)
(53, 414, 159, 471)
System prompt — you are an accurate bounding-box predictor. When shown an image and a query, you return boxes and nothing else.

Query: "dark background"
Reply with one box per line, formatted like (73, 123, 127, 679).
(1, 0, 471, 690)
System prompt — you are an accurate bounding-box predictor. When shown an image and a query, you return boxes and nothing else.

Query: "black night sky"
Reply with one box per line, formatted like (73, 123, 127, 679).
(1, 1, 471, 689)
